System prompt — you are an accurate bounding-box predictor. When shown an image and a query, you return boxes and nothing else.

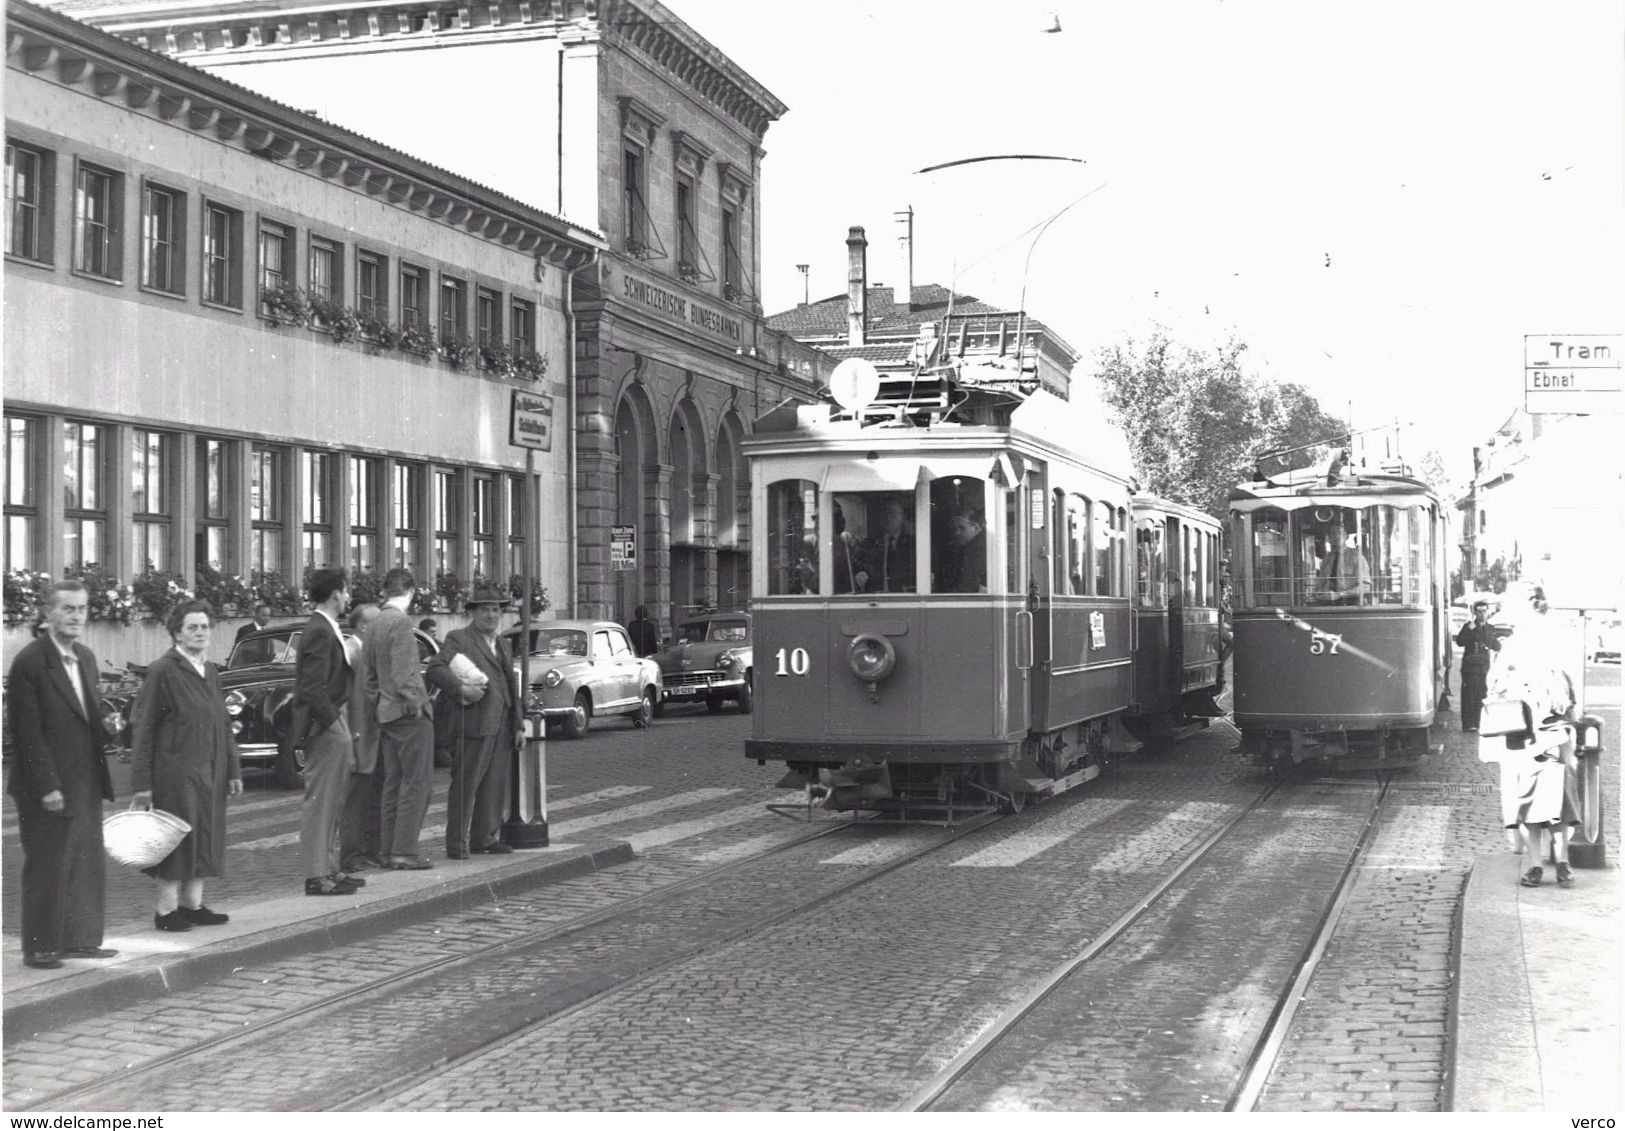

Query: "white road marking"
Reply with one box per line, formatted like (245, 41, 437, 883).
(950, 798, 1136, 868)
(821, 829, 946, 866)
(547, 787, 741, 838)
(1363, 803, 1451, 867)
(623, 800, 776, 851)
(691, 826, 817, 865)
(1085, 801, 1235, 872)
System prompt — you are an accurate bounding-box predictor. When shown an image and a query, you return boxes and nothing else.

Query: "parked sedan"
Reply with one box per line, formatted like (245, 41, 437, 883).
(220, 623, 439, 788)
(505, 619, 661, 737)
(652, 611, 753, 714)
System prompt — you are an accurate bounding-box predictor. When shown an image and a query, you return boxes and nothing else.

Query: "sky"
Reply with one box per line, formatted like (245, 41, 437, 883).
(674, 0, 1623, 483)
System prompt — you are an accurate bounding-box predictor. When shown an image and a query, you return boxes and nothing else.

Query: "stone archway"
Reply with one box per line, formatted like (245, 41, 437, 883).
(715, 411, 748, 610)
(667, 396, 710, 617)
(612, 386, 660, 625)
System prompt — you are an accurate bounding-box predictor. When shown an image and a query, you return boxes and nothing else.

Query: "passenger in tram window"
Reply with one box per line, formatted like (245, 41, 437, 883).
(792, 532, 819, 594)
(866, 496, 916, 593)
(1311, 523, 1373, 605)
(935, 509, 988, 593)
(832, 501, 866, 594)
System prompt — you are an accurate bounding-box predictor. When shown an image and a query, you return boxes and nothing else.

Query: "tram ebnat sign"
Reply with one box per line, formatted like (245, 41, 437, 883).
(1525, 334, 1621, 415)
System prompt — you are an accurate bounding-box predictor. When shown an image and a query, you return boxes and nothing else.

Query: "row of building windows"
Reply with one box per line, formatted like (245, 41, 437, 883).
(5, 139, 539, 360)
(5, 413, 530, 584)
(622, 144, 747, 300)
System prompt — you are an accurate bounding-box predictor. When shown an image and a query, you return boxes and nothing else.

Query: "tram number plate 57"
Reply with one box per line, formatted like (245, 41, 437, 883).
(775, 647, 811, 676)
(1309, 630, 1343, 656)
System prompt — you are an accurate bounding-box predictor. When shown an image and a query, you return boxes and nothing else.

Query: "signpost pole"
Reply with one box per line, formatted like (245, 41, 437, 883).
(505, 391, 551, 847)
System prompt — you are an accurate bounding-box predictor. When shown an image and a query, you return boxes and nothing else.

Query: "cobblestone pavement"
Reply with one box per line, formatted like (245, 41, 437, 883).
(929, 782, 1381, 1110)
(6, 664, 1615, 1111)
(1257, 660, 1619, 1112)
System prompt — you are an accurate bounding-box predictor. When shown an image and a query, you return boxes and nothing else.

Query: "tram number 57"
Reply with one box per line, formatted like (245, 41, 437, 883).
(1309, 630, 1343, 656)
(774, 647, 811, 676)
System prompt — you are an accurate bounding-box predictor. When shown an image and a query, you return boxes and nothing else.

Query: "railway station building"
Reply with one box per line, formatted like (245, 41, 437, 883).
(52, 0, 836, 628)
(4, 0, 603, 652)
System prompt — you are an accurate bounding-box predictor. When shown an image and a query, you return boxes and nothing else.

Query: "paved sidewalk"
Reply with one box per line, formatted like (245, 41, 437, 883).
(2, 838, 633, 1040)
(1451, 849, 1623, 1111)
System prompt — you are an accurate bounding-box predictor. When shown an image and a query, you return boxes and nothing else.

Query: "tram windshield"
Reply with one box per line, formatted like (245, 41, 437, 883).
(1238, 503, 1432, 609)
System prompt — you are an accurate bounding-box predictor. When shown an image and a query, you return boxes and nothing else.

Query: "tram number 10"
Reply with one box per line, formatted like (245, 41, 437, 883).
(1309, 630, 1343, 656)
(775, 647, 811, 676)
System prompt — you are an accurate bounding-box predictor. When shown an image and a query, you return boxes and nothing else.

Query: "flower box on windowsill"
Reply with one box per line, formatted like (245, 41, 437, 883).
(260, 282, 311, 328)
(397, 326, 437, 359)
(441, 335, 477, 370)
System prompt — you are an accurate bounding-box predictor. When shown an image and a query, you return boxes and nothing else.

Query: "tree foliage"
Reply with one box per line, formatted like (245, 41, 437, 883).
(1091, 329, 1348, 518)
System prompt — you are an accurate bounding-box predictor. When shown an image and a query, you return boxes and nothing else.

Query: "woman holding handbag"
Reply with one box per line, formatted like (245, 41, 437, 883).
(1483, 586, 1581, 889)
(130, 600, 243, 929)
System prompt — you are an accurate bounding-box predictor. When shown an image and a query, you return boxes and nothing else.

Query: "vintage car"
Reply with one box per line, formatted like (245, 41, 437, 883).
(504, 619, 661, 738)
(220, 622, 439, 788)
(652, 611, 753, 714)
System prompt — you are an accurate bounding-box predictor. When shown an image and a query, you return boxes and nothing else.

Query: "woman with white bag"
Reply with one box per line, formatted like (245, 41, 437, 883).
(1482, 587, 1581, 889)
(130, 600, 244, 929)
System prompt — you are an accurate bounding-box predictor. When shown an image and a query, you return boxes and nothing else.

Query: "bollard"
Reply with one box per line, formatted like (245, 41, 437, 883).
(503, 713, 550, 847)
(1569, 713, 1607, 868)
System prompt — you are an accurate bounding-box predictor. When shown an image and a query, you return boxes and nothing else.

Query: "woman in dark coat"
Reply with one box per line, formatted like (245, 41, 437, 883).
(130, 599, 243, 931)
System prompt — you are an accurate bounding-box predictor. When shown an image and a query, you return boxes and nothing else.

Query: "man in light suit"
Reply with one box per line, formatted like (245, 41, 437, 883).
(424, 585, 521, 858)
(292, 568, 360, 895)
(5, 581, 117, 968)
(363, 567, 434, 870)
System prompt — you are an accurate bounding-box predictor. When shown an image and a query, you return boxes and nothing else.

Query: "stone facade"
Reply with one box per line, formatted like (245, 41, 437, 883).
(4, 2, 600, 617)
(58, 0, 837, 629)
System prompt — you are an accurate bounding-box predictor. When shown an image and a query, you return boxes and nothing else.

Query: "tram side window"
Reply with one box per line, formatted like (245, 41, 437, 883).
(1092, 500, 1113, 596)
(1408, 506, 1430, 605)
(1114, 506, 1129, 597)
(930, 475, 988, 593)
(1135, 520, 1165, 607)
(1064, 493, 1089, 594)
(1249, 509, 1290, 607)
(1004, 488, 1021, 594)
(766, 479, 819, 595)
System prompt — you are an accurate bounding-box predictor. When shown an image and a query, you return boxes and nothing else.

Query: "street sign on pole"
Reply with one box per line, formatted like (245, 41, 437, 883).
(1524, 334, 1621, 415)
(509, 389, 555, 450)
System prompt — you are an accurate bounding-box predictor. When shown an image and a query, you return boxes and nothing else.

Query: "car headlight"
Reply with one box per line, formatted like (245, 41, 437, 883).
(224, 690, 247, 717)
(718, 650, 737, 668)
(542, 669, 563, 688)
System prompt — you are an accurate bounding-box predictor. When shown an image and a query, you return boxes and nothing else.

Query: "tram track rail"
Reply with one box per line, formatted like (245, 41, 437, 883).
(902, 771, 1394, 1112)
(19, 816, 855, 1112)
(26, 809, 1005, 1112)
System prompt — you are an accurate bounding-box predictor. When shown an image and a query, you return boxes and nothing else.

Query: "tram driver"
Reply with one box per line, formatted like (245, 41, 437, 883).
(936, 509, 988, 594)
(1311, 517, 1372, 606)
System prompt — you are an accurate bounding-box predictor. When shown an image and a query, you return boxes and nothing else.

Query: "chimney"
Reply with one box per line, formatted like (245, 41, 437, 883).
(846, 226, 867, 347)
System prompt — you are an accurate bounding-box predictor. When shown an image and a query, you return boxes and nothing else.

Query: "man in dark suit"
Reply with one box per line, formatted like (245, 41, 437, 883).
(5, 580, 117, 968)
(867, 496, 917, 592)
(625, 605, 660, 657)
(235, 602, 272, 642)
(292, 568, 360, 895)
(364, 567, 435, 870)
(425, 586, 521, 858)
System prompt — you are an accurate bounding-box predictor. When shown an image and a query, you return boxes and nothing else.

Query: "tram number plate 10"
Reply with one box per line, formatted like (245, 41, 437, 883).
(775, 647, 811, 676)
(1309, 630, 1343, 656)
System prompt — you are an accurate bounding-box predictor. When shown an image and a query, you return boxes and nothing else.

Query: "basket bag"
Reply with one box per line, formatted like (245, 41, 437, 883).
(1478, 698, 1531, 739)
(103, 803, 192, 868)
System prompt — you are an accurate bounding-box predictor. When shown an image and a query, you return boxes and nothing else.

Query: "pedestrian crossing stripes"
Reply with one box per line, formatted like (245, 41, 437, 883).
(949, 798, 1137, 868)
(1363, 803, 1452, 868)
(1084, 801, 1235, 872)
(548, 788, 741, 839)
(819, 829, 946, 866)
(622, 800, 780, 852)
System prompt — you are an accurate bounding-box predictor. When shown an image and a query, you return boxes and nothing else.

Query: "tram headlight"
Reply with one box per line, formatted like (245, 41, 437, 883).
(847, 633, 897, 684)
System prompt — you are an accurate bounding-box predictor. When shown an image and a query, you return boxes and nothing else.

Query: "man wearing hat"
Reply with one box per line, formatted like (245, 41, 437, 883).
(1455, 598, 1503, 733)
(424, 585, 522, 858)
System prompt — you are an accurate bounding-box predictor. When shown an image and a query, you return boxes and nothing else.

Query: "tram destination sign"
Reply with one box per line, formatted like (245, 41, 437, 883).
(1524, 334, 1621, 415)
(510, 390, 555, 451)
